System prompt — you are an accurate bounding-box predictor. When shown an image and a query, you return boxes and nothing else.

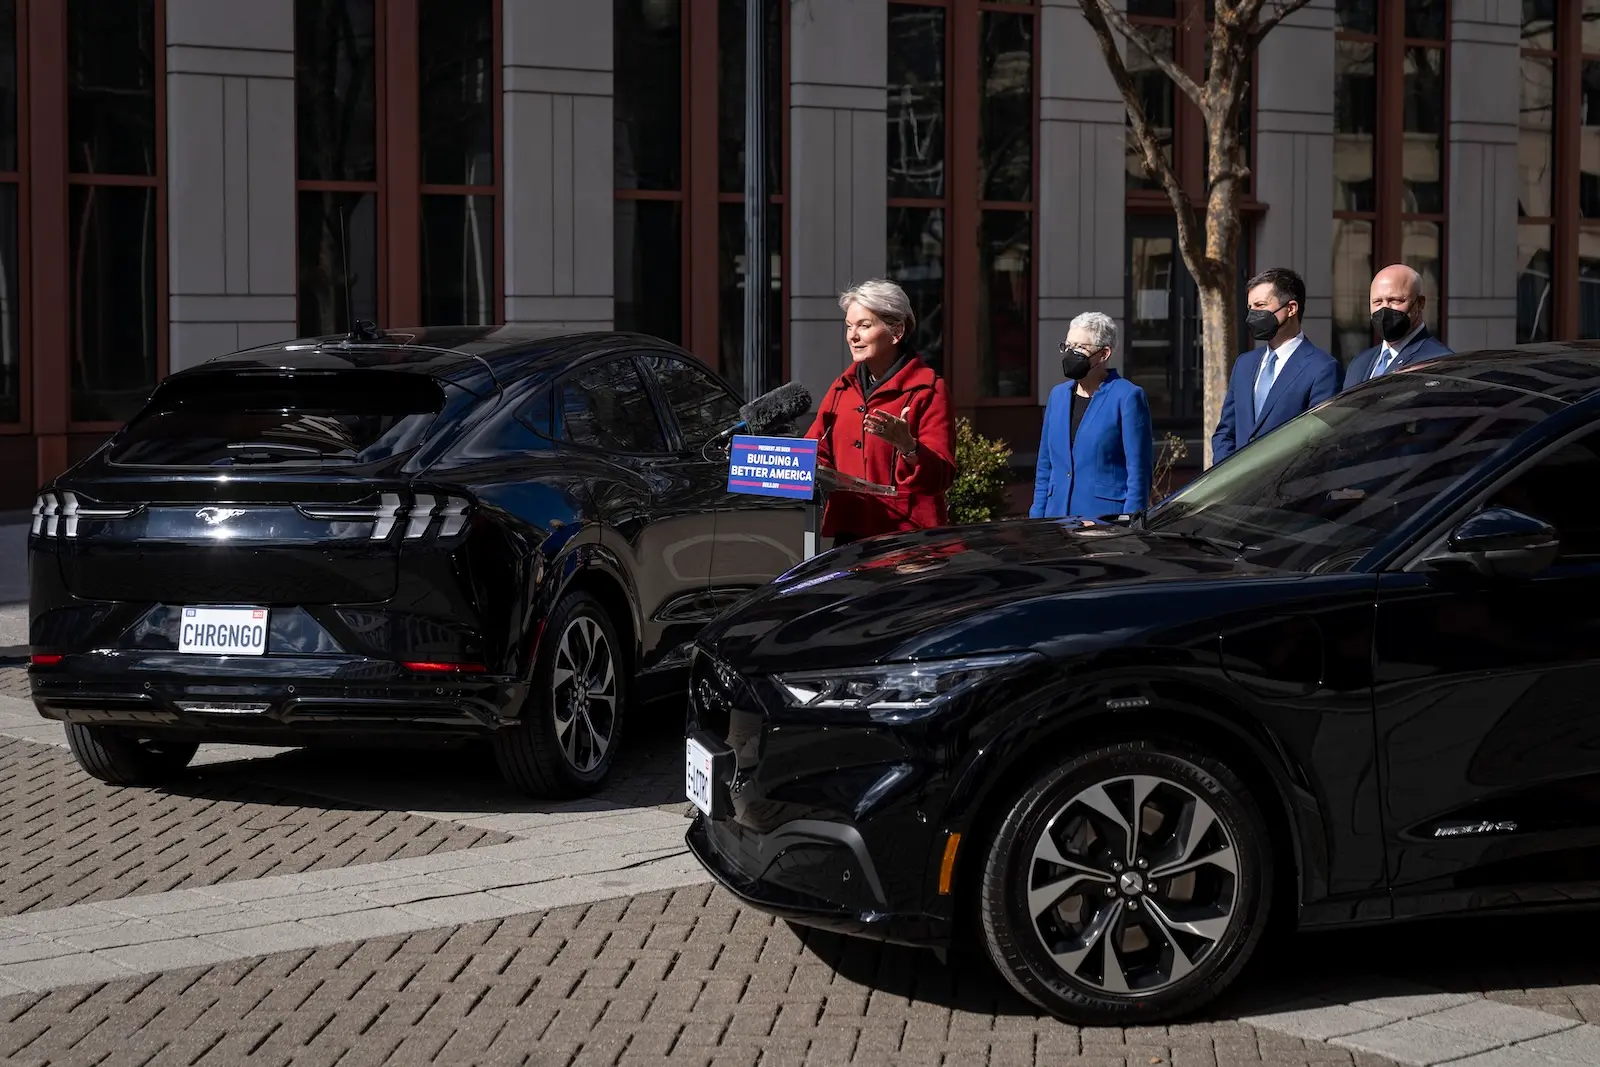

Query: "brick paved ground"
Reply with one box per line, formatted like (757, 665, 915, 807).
(0, 885, 1420, 1067)
(0, 738, 517, 916)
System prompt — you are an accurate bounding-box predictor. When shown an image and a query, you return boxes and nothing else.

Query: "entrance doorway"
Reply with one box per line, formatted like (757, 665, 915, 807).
(1123, 214, 1252, 441)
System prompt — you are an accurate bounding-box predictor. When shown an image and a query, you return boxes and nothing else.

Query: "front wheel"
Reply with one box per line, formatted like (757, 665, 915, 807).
(493, 591, 627, 798)
(979, 739, 1273, 1025)
(65, 724, 198, 786)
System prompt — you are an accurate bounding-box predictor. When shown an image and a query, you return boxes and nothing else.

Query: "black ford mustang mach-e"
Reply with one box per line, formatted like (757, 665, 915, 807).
(686, 346, 1600, 1024)
(28, 325, 803, 797)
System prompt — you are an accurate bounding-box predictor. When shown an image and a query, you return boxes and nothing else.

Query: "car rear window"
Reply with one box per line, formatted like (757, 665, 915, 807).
(108, 372, 449, 467)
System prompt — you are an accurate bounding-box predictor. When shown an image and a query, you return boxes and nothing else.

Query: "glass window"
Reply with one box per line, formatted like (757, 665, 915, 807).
(1579, 233, 1600, 339)
(1403, 220, 1442, 318)
(1582, 62, 1600, 219)
(559, 359, 668, 454)
(420, 195, 495, 326)
(717, 202, 783, 399)
(1332, 217, 1375, 365)
(1523, 0, 1555, 50)
(979, 11, 1032, 203)
(1404, 0, 1445, 40)
(615, 200, 684, 344)
(718, 0, 783, 198)
(67, 0, 157, 176)
(1148, 376, 1564, 572)
(887, 4, 946, 200)
(297, 191, 379, 335)
(1518, 224, 1554, 343)
(886, 207, 945, 374)
(1402, 47, 1445, 214)
(109, 374, 446, 467)
(1127, 26, 1175, 191)
(1585, 0, 1600, 54)
(1335, 41, 1377, 213)
(1335, 0, 1378, 34)
(614, 0, 683, 192)
(1521, 54, 1555, 218)
(295, 0, 378, 183)
(1128, 0, 1176, 14)
(419, 0, 495, 186)
(70, 186, 158, 423)
(639, 353, 744, 449)
(517, 387, 555, 439)
(978, 211, 1031, 399)
(0, 0, 16, 173)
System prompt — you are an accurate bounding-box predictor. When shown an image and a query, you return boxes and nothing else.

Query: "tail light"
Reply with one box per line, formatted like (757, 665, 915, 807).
(31, 491, 140, 538)
(402, 661, 487, 674)
(29, 654, 63, 666)
(297, 492, 472, 541)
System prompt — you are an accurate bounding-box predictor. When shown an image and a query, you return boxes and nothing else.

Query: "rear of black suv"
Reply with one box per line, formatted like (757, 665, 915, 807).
(27, 357, 531, 784)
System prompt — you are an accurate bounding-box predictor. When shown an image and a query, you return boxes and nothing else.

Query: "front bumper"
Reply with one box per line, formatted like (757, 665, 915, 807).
(687, 813, 949, 948)
(29, 652, 525, 742)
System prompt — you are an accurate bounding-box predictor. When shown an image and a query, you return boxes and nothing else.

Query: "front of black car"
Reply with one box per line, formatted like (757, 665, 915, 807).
(684, 358, 1579, 1024)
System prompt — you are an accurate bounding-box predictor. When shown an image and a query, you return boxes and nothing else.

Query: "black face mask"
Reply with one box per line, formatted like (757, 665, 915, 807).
(1060, 344, 1093, 381)
(1372, 306, 1412, 343)
(1245, 307, 1284, 342)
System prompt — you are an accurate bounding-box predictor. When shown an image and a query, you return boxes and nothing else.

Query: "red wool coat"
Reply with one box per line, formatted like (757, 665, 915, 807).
(805, 355, 957, 538)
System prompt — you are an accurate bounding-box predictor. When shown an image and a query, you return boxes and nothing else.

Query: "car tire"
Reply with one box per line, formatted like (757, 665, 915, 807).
(494, 590, 628, 799)
(65, 724, 199, 786)
(979, 738, 1273, 1026)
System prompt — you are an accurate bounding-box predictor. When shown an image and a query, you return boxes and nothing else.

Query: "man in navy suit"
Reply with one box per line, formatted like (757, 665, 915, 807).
(1210, 267, 1340, 465)
(1341, 263, 1453, 391)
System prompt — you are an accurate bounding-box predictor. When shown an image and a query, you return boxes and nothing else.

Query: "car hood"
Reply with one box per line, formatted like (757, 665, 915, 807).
(697, 518, 1291, 671)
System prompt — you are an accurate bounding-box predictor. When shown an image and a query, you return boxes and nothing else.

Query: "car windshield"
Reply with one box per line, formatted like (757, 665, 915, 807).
(1143, 371, 1566, 571)
(108, 372, 448, 468)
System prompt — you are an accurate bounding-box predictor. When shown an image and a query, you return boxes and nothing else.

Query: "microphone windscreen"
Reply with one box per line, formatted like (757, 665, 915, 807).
(739, 381, 813, 431)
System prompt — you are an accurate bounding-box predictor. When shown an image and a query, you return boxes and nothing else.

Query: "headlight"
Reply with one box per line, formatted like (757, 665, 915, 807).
(774, 652, 1039, 721)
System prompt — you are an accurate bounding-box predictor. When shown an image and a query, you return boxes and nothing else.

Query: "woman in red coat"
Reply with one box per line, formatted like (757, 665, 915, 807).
(805, 279, 957, 545)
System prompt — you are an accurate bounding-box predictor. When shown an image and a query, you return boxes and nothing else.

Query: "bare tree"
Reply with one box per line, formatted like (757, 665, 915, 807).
(1077, 0, 1313, 466)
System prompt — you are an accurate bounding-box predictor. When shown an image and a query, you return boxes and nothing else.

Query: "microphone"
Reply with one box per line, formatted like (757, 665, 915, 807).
(738, 381, 812, 434)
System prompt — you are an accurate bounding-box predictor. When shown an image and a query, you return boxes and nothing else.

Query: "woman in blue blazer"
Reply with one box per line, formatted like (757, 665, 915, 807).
(1030, 312, 1154, 520)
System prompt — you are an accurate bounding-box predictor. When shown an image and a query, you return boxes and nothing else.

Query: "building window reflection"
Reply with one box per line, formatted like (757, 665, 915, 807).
(0, 0, 20, 424)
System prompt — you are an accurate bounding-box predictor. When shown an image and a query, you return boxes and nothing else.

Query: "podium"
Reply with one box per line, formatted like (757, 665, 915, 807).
(806, 465, 897, 559)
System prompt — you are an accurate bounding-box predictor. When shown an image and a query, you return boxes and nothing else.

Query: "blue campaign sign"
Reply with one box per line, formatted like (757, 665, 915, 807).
(727, 435, 818, 500)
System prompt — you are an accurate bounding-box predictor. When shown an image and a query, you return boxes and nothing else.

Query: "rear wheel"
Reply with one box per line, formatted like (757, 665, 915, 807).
(494, 591, 627, 798)
(979, 739, 1272, 1025)
(65, 724, 199, 786)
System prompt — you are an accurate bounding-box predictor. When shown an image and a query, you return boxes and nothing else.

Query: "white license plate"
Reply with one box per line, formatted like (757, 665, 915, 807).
(178, 607, 270, 655)
(686, 736, 716, 816)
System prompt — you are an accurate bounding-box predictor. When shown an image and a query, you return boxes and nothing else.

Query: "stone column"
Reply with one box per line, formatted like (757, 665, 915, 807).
(502, 1, 614, 329)
(1446, 0, 1519, 351)
(788, 0, 888, 404)
(1036, 0, 1126, 392)
(1252, 0, 1335, 350)
(166, 0, 297, 370)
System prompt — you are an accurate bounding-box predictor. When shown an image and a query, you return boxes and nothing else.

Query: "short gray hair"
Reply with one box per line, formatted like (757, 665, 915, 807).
(1068, 311, 1118, 354)
(839, 278, 917, 336)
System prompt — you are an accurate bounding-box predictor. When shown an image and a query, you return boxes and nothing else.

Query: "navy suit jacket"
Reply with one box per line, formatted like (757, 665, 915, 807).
(1211, 338, 1341, 465)
(1030, 370, 1153, 519)
(1341, 326, 1453, 391)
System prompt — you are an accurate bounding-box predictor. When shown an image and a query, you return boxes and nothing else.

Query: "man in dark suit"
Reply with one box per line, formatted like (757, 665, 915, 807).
(1211, 267, 1340, 465)
(1342, 263, 1453, 391)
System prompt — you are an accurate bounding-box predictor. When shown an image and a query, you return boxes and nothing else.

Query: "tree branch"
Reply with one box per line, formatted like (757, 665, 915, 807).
(1252, 0, 1316, 47)
(1084, 0, 1205, 109)
(1076, 1, 1205, 275)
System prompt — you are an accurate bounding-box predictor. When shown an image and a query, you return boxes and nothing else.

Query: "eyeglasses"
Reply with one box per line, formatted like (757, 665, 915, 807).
(1059, 342, 1100, 357)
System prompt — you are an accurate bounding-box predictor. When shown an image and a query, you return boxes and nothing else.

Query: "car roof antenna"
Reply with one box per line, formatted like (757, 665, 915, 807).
(336, 213, 385, 344)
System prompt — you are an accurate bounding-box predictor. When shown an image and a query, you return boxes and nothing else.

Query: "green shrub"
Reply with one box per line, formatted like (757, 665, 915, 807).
(948, 417, 1012, 524)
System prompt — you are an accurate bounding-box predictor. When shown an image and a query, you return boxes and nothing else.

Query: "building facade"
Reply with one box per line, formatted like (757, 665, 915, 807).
(0, 0, 1560, 508)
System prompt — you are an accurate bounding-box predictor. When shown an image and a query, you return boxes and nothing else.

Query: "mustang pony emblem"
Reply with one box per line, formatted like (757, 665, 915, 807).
(195, 507, 247, 526)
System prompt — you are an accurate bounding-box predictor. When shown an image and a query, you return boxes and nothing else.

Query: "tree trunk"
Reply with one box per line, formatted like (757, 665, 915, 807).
(1196, 175, 1242, 469)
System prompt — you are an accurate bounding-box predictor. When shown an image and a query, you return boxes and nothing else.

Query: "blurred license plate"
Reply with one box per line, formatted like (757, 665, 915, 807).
(686, 736, 716, 816)
(179, 607, 269, 655)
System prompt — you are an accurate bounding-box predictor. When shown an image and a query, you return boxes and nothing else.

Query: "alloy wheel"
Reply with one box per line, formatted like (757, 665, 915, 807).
(549, 615, 617, 772)
(1025, 773, 1239, 996)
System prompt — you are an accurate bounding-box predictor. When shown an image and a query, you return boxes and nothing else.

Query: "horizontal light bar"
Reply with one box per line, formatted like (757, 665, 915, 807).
(402, 661, 487, 674)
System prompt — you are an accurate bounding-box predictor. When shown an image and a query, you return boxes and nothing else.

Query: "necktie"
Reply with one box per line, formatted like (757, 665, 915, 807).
(1370, 345, 1397, 380)
(1253, 349, 1278, 418)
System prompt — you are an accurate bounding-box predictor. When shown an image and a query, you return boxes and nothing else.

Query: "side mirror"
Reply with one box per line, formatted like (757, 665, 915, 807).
(1420, 506, 1559, 579)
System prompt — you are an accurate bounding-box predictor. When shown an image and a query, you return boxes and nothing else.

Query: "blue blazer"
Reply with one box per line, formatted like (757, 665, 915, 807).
(1342, 326, 1453, 391)
(1211, 338, 1341, 464)
(1030, 371, 1153, 520)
